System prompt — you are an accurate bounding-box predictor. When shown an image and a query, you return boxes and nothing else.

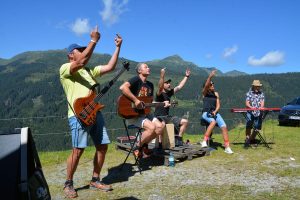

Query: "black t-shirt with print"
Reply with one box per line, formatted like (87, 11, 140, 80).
(128, 76, 154, 97)
(154, 89, 174, 117)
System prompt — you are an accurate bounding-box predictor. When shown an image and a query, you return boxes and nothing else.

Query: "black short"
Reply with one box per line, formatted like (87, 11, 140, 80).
(157, 115, 182, 131)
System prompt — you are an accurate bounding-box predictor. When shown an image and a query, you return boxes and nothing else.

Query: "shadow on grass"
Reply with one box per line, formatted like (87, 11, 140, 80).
(232, 138, 274, 148)
(75, 184, 90, 192)
(102, 155, 165, 185)
(209, 140, 223, 150)
(74, 156, 164, 193)
(114, 197, 141, 200)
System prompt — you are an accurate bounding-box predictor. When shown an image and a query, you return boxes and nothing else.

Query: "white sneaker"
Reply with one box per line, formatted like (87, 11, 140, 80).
(224, 147, 234, 154)
(201, 141, 208, 148)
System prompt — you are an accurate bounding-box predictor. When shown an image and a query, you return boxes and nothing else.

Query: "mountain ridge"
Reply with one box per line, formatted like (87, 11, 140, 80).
(1, 50, 300, 151)
(1, 50, 248, 77)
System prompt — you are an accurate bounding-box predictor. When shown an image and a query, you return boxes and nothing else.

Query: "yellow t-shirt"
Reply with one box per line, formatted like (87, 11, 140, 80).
(59, 63, 102, 117)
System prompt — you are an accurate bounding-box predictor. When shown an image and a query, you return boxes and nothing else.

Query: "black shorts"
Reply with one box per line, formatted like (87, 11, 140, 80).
(157, 115, 182, 133)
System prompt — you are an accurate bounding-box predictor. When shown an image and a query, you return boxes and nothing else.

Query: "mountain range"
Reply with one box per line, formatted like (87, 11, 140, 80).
(0, 50, 299, 150)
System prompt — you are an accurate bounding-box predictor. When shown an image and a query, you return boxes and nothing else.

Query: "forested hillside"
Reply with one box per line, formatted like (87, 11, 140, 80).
(0, 50, 299, 151)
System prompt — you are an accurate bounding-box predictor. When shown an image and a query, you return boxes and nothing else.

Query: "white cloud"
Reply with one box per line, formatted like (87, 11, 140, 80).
(205, 53, 212, 59)
(248, 51, 285, 66)
(222, 45, 238, 59)
(100, 0, 129, 26)
(70, 18, 91, 36)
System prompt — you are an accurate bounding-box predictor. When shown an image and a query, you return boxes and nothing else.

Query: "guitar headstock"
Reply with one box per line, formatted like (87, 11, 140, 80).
(171, 100, 178, 108)
(122, 61, 130, 71)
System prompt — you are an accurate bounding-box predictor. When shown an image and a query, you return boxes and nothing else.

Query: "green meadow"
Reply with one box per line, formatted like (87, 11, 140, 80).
(40, 121, 300, 200)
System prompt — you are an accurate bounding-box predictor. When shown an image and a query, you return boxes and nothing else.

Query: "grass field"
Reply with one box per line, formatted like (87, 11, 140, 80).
(40, 120, 300, 200)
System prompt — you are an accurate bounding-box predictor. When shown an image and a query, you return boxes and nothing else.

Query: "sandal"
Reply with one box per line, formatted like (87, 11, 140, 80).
(142, 145, 153, 156)
(90, 178, 113, 191)
(133, 146, 143, 158)
(63, 181, 78, 198)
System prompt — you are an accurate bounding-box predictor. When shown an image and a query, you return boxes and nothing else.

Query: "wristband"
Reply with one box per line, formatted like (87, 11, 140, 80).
(91, 39, 97, 44)
(185, 75, 190, 78)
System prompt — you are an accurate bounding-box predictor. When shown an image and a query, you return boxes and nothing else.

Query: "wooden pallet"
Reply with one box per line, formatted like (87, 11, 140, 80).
(115, 140, 210, 166)
(159, 144, 210, 166)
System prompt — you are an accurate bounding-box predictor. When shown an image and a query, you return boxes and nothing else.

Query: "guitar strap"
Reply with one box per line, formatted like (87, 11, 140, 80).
(85, 67, 100, 94)
(63, 67, 99, 128)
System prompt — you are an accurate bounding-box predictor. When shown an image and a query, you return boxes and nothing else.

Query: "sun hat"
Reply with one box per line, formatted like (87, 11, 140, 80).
(252, 80, 262, 86)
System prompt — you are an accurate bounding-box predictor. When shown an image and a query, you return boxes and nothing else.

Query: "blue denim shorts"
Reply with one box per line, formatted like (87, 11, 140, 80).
(68, 112, 110, 148)
(246, 112, 262, 130)
(201, 112, 226, 128)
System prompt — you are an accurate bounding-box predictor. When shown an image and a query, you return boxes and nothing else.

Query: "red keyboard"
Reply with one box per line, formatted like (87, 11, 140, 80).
(231, 108, 281, 113)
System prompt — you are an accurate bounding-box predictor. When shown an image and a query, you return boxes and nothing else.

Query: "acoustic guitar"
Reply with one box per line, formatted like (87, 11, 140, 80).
(117, 95, 178, 119)
(73, 61, 130, 126)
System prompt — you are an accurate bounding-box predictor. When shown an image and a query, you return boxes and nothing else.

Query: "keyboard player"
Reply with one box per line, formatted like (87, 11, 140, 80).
(245, 80, 265, 148)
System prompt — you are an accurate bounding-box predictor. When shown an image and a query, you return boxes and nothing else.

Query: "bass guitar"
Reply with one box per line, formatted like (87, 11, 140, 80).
(73, 61, 130, 126)
(117, 95, 178, 119)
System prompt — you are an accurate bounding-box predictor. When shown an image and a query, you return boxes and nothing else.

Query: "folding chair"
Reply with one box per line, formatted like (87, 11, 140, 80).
(120, 119, 143, 174)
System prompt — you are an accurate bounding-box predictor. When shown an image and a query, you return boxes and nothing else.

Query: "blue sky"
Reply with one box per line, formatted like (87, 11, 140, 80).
(0, 0, 299, 74)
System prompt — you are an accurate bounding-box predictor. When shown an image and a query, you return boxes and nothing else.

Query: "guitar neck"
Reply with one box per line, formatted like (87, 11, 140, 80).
(144, 102, 165, 107)
(94, 67, 128, 102)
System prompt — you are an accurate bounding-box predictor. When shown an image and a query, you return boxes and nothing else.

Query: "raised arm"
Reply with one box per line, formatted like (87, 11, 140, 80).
(100, 34, 123, 75)
(157, 68, 166, 96)
(202, 69, 217, 96)
(70, 26, 100, 74)
(174, 68, 191, 93)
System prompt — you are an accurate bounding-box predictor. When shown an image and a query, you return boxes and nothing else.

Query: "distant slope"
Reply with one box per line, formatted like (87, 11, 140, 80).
(0, 50, 299, 151)
(224, 70, 248, 76)
(147, 54, 245, 77)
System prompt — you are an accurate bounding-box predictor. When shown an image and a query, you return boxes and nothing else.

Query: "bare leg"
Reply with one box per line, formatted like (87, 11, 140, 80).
(156, 121, 165, 148)
(92, 144, 108, 178)
(221, 126, 230, 147)
(203, 121, 217, 141)
(178, 119, 188, 137)
(66, 148, 85, 180)
(140, 119, 156, 146)
(153, 120, 165, 136)
(89, 144, 112, 191)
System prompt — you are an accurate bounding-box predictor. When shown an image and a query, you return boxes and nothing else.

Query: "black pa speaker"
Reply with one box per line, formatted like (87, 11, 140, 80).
(0, 127, 51, 200)
(0, 129, 22, 199)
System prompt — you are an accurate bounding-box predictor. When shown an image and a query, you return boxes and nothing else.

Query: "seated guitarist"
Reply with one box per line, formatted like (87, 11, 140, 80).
(59, 26, 122, 198)
(119, 63, 166, 158)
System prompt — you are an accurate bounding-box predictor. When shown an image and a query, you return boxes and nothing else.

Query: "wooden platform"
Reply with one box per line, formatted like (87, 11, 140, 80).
(115, 137, 210, 166)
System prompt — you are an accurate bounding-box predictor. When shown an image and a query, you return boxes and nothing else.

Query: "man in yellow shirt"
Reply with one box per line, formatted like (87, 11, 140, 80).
(60, 26, 122, 198)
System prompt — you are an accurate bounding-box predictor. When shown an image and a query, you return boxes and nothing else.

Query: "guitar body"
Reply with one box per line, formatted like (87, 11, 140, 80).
(117, 95, 153, 119)
(72, 61, 130, 126)
(73, 91, 105, 126)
